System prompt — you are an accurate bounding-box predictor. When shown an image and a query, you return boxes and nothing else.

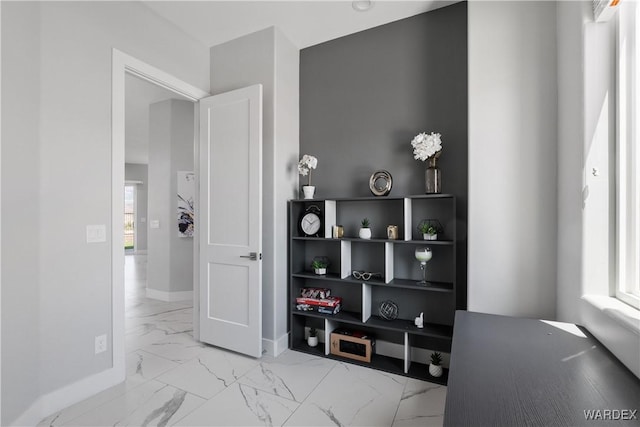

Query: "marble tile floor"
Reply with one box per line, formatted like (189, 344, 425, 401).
(39, 253, 446, 427)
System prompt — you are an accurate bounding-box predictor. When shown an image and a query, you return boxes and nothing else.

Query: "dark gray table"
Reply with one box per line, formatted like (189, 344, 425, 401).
(444, 311, 640, 426)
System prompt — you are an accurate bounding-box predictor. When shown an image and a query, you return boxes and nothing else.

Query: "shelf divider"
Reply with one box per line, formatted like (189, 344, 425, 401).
(384, 241, 394, 283)
(325, 318, 336, 356)
(404, 332, 410, 374)
(340, 240, 351, 279)
(403, 197, 412, 241)
(362, 283, 372, 322)
(324, 200, 336, 238)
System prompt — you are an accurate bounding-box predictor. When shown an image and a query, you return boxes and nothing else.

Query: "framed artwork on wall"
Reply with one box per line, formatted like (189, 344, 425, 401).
(177, 171, 195, 237)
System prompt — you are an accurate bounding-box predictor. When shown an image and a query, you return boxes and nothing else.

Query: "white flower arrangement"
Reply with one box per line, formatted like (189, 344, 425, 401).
(298, 154, 318, 186)
(411, 132, 442, 161)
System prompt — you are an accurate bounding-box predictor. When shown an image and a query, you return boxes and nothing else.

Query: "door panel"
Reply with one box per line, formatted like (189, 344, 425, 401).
(208, 99, 251, 246)
(199, 84, 263, 358)
(208, 263, 250, 326)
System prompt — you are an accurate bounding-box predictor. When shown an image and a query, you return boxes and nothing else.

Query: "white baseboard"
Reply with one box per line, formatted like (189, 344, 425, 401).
(10, 365, 124, 427)
(146, 288, 193, 302)
(262, 333, 289, 357)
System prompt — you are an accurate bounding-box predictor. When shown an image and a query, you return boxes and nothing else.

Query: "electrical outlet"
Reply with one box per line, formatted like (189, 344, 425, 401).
(95, 334, 107, 354)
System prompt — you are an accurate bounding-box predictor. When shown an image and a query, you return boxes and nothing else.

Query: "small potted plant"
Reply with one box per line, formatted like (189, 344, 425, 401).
(417, 219, 442, 241)
(307, 327, 318, 347)
(418, 223, 438, 240)
(429, 352, 443, 377)
(312, 259, 328, 275)
(359, 218, 372, 240)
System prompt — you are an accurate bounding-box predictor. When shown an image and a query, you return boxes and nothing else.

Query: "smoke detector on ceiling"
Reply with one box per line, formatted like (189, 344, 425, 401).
(352, 1, 374, 12)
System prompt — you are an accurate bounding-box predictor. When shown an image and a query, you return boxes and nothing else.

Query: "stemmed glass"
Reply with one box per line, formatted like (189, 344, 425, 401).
(414, 248, 432, 286)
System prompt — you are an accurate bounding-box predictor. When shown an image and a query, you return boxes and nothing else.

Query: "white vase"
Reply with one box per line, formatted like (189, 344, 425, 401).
(429, 363, 443, 377)
(359, 228, 372, 239)
(308, 336, 318, 347)
(423, 233, 437, 240)
(302, 185, 315, 199)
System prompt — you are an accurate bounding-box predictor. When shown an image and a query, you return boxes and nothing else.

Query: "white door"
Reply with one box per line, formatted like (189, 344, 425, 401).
(199, 85, 263, 357)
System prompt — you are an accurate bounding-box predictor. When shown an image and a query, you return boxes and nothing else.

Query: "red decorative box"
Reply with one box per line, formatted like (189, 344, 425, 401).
(295, 296, 342, 308)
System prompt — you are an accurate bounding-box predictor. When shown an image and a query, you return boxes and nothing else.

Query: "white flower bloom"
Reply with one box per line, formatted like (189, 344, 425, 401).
(411, 132, 442, 161)
(298, 155, 318, 174)
(298, 154, 318, 186)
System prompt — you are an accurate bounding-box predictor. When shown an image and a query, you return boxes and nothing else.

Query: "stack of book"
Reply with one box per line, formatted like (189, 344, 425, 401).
(295, 287, 342, 315)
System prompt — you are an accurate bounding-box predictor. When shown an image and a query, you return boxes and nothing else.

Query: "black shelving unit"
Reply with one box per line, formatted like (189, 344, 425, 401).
(288, 195, 460, 384)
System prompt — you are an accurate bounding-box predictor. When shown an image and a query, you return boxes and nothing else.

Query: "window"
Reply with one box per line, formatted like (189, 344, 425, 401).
(616, 0, 640, 309)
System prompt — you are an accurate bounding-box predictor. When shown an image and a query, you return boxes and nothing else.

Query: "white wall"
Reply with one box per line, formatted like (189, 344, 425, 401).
(556, 0, 586, 324)
(147, 99, 194, 296)
(125, 163, 148, 251)
(1, 2, 41, 423)
(210, 27, 299, 355)
(468, 1, 558, 320)
(1, 2, 209, 424)
(273, 29, 300, 342)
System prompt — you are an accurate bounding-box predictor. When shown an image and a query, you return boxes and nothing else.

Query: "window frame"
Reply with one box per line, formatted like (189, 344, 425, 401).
(616, 0, 640, 309)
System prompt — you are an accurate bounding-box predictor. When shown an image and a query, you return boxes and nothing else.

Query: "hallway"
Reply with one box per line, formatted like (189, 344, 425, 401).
(37, 254, 446, 426)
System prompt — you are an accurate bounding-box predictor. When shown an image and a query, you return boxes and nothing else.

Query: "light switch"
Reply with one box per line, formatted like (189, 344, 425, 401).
(150, 220, 160, 229)
(140, 217, 146, 223)
(86, 225, 106, 243)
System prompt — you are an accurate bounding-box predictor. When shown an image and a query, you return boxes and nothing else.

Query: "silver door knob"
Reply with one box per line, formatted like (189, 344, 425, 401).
(240, 252, 261, 261)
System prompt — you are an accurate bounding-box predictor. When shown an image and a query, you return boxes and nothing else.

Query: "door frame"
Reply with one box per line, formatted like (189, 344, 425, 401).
(111, 49, 209, 379)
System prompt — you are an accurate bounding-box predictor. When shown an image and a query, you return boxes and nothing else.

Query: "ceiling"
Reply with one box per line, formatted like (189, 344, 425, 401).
(126, 1, 458, 164)
(142, 1, 458, 49)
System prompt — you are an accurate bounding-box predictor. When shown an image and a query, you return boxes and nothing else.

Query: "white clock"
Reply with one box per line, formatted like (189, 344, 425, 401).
(300, 205, 322, 236)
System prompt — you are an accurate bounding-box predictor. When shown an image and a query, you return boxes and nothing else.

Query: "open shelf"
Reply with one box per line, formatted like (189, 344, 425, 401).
(365, 316, 453, 340)
(407, 362, 449, 385)
(291, 194, 455, 202)
(289, 195, 459, 386)
(292, 236, 455, 245)
(397, 239, 454, 246)
(292, 308, 362, 324)
(291, 309, 453, 341)
(292, 271, 345, 282)
(292, 272, 452, 292)
(289, 340, 449, 385)
(383, 278, 453, 292)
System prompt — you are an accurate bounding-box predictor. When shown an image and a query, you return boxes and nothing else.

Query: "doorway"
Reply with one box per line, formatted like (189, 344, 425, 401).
(112, 49, 209, 382)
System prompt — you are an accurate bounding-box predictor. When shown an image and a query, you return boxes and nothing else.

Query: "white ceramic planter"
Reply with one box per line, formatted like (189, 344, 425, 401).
(423, 233, 437, 240)
(302, 185, 315, 199)
(429, 363, 443, 377)
(314, 268, 327, 275)
(359, 228, 372, 239)
(307, 336, 318, 347)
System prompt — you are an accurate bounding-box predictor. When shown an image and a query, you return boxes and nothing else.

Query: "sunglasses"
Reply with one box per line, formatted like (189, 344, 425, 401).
(352, 271, 382, 281)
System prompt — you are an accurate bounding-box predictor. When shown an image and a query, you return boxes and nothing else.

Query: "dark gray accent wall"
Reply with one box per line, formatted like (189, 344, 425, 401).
(300, 2, 468, 308)
(301, 2, 467, 200)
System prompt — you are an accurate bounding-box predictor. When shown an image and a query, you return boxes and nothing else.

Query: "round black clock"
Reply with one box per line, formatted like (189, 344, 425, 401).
(300, 205, 322, 237)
